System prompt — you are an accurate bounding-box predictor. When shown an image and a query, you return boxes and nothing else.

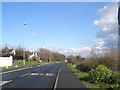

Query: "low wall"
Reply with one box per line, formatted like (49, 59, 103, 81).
(0, 56, 13, 67)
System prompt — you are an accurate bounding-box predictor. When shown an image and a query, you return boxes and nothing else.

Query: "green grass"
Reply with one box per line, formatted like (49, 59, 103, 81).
(67, 63, 112, 89)
(82, 82, 101, 88)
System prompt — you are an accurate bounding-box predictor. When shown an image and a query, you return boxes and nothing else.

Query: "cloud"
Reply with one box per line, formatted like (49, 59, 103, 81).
(94, 20, 100, 25)
(93, 38, 105, 49)
(40, 3, 118, 57)
(44, 46, 91, 57)
(31, 32, 37, 37)
(93, 2, 118, 51)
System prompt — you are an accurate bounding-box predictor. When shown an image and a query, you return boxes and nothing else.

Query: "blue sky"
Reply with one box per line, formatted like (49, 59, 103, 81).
(2, 2, 109, 51)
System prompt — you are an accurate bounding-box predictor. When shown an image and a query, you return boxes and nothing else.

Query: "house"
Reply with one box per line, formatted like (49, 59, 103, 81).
(10, 49, 16, 55)
(28, 52, 38, 60)
(2, 47, 16, 57)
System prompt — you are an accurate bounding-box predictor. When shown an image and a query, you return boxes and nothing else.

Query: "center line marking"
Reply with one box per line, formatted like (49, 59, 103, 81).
(28, 73, 56, 76)
(54, 66, 62, 90)
(20, 73, 30, 77)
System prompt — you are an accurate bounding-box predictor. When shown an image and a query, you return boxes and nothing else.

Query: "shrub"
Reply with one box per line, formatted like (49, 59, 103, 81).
(110, 84, 120, 88)
(76, 60, 91, 72)
(89, 64, 112, 83)
(32, 56, 37, 61)
(111, 71, 120, 84)
(76, 56, 118, 72)
(89, 65, 120, 88)
(97, 57, 118, 71)
(76, 59, 99, 72)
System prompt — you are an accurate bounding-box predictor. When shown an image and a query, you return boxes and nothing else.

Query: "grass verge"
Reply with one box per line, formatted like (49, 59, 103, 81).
(67, 63, 113, 89)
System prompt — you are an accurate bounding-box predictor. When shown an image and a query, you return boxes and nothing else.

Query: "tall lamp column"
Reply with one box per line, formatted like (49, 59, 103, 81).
(23, 23, 27, 66)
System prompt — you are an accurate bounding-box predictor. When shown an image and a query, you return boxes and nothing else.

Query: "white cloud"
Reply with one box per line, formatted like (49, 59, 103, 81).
(45, 46, 91, 57)
(93, 2, 118, 51)
(93, 38, 105, 49)
(39, 3, 118, 57)
(31, 32, 37, 37)
(102, 27, 109, 31)
(94, 20, 100, 25)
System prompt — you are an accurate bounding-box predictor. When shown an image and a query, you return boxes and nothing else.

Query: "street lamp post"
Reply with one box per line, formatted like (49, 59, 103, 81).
(23, 23, 27, 66)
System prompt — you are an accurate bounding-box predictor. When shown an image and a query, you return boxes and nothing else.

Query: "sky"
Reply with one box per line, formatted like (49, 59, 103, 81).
(2, 2, 118, 57)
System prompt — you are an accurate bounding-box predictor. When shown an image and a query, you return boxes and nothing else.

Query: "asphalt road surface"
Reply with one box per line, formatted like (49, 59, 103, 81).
(1, 63, 87, 89)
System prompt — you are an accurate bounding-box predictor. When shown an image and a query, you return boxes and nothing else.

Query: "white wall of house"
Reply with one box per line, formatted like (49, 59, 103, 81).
(28, 52, 38, 60)
(0, 56, 13, 67)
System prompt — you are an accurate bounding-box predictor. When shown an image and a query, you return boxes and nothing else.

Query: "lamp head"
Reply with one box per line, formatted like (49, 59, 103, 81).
(24, 23, 27, 25)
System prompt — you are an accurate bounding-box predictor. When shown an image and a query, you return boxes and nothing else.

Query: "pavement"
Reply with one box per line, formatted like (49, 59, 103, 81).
(57, 63, 87, 88)
(0, 63, 88, 89)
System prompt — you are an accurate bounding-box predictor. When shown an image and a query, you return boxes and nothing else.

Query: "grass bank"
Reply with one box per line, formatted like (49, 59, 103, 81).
(67, 63, 113, 89)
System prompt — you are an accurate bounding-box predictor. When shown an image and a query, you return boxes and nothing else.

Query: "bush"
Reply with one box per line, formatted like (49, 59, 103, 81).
(76, 56, 118, 72)
(89, 64, 120, 88)
(97, 57, 118, 71)
(32, 56, 38, 61)
(110, 84, 120, 88)
(89, 64, 112, 83)
(76, 59, 99, 72)
(111, 71, 120, 84)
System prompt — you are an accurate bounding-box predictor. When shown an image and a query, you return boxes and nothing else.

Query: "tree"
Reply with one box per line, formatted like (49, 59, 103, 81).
(37, 48, 65, 62)
(15, 47, 23, 60)
(1, 46, 13, 57)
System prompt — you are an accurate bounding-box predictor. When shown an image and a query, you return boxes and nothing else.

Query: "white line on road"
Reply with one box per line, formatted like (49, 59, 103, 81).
(38, 65, 41, 66)
(20, 73, 30, 77)
(54, 66, 62, 90)
(0, 67, 32, 75)
(26, 73, 56, 76)
(0, 80, 12, 86)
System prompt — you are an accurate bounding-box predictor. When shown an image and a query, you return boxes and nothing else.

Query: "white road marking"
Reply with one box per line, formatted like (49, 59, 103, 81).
(30, 73, 39, 76)
(38, 65, 41, 66)
(28, 73, 56, 76)
(46, 73, 49, 76)
(0, 80, 12, 86)
(20, 73, 30, 77)
(54, 66, 62, 90)
(0, 67, 32, 75)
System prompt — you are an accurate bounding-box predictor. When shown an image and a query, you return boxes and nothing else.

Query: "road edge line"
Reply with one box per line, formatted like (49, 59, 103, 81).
(0, 80, 12, 86)
(53, 66, 61, 90)
(0, 67, 32, 75)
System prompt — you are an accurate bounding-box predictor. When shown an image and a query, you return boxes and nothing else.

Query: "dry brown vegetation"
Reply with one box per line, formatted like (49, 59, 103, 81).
(68, 47, 119, 71)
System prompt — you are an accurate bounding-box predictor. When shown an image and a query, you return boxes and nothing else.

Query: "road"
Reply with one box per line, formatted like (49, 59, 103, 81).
(1, 63, 87, 89)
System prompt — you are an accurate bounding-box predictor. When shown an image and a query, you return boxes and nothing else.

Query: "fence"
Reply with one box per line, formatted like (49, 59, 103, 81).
(0, 56, 13, 67)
